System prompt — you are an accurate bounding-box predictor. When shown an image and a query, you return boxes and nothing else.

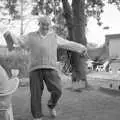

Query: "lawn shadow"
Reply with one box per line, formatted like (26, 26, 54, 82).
(98, 87, 120, 97)
(65, 85, 94, 93)
(65, 87, 82, 93)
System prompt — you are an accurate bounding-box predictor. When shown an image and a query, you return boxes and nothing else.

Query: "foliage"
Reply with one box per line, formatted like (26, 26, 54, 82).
(31, 0, 106, 26)
(85, 0, 105, 25)
(0, 0, 120, 25)
(31, 0, 61, 16)
(86, 0, 120, 25)
(108, 0, 120, 10)
(4, 0, 18, 19)
(0, 51, 29, 78)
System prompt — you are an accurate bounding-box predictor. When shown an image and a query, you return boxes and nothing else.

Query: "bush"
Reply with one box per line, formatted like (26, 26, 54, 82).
(0, 48, 70, 78)
(0, 51, 29, 78)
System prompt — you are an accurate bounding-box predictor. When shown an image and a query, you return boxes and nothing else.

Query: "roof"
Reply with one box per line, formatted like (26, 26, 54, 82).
(110, 59, 120, 63)
(106, 34, 120, 40)
(87, 44, 109, 61)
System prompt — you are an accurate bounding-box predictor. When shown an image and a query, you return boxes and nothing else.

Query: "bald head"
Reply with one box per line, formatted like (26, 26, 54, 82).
(38, 15, 52, 35)
(38, 15, 51, 26)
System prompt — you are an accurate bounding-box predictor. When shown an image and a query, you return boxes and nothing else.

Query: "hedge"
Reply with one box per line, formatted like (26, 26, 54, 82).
(0, 51, 29, 78)
(0, 48, 69, 78)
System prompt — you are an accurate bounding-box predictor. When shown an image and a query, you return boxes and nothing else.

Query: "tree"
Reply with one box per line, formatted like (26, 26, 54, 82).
(5, 0, 18, 19)
(30, 0, 120, 88)
(61, 0, 88, 88)
(31, 0, 44, 15)
(1, 0, 119, 87)
(30, 0, 104, 88)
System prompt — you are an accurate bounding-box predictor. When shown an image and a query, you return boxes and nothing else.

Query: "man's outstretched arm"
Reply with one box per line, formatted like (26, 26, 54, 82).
(57, 35, 87, 56)
(4, 31, 29, 50)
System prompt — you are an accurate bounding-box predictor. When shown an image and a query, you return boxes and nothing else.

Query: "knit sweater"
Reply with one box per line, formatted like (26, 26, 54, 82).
(10, 31, 86, 72)
(21, 31, 58, 71)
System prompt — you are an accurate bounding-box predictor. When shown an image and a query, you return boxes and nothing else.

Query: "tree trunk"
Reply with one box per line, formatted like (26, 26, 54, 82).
(62, 0, 74, 41)
(71, 0, 87, 87)
(62, 0, 88, 88)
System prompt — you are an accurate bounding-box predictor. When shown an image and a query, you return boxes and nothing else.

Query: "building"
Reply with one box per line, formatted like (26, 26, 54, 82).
(87, 44, 109, 61)
(105, 34, 120, 73)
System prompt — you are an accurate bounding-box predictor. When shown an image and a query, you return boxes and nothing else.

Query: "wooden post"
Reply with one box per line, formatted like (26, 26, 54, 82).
(20, 0, 23, 35)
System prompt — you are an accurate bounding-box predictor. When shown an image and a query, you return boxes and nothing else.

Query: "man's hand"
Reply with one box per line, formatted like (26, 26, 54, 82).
(79, 46, 87, 57)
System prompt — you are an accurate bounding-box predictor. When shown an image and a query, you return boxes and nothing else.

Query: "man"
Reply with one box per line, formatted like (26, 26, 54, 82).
(4, 15, 87, 120)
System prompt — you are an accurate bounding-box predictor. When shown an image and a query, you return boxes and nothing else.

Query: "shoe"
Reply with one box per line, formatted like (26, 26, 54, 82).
(48, 108, 57, 117)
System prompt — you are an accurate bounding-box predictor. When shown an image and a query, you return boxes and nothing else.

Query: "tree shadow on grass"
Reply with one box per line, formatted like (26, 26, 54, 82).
(65, 87, 83, 93)
(65, 85, 95, 93)
(98, 87, 120, 97)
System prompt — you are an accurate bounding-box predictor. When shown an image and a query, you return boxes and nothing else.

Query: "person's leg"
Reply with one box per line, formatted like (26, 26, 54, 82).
(43, 69, 62, 109)
(29, 69, 44, 118)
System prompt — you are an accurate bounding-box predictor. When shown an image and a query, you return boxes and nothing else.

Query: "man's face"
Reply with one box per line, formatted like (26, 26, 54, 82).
(39, 22, 50, 34)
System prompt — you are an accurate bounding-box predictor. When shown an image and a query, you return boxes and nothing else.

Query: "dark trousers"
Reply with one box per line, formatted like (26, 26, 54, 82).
(29, 68, 62, 118)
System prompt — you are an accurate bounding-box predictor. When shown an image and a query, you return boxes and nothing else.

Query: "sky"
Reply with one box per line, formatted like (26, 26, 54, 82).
(1, 2, 120, 46)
